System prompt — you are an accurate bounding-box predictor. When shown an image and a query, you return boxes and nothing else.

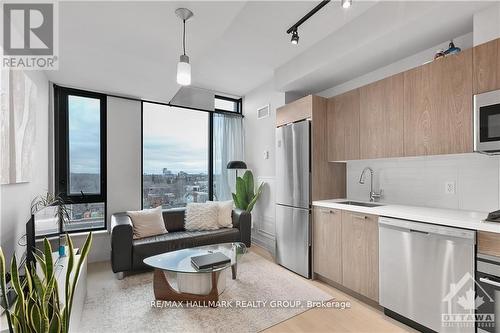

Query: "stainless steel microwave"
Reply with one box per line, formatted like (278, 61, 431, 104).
(474, 89, 500, 154)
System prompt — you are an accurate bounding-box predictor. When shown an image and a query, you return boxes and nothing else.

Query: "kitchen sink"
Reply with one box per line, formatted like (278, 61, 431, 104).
(336, 201, 384, 208)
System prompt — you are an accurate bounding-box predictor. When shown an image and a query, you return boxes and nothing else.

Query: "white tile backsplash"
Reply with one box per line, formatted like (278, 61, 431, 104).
(347, 153, 500, 212)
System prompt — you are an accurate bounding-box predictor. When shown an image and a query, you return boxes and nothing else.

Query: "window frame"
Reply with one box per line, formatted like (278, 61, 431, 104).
(214, 95, 242, 114)
(54, 85, 107, 233)
(141, 95, 242, 209)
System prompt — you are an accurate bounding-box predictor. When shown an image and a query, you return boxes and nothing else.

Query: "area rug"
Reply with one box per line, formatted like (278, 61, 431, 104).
(77, 252, 332, 332)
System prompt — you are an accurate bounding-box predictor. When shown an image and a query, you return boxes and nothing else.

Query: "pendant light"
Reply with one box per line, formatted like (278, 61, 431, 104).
(341, 0, 352, 9)
(175, 8, 193, 86)
(290, 28, 299, 45)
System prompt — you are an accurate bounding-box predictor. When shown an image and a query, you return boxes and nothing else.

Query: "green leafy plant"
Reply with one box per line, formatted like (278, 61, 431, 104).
(31, 192, 71, 226)
(0, 232, 92, 333)
(232, 170, 265, 213)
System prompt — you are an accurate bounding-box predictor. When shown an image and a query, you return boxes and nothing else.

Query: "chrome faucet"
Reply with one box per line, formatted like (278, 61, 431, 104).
(359, 167, 383, 202)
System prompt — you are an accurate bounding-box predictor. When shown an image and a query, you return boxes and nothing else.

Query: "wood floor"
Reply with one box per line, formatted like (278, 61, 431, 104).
(250, 245, 415, 333)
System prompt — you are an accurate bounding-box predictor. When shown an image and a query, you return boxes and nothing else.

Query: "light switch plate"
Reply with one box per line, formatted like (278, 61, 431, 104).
(445, 181, 456, 194)
(263, 150, 269, 160)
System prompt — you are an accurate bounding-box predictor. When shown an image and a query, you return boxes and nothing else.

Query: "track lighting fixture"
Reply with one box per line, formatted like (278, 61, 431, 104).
(291, 29, 299, 45)
(341, 0, 352, 9)
(285, 0, 353, 44)
(175, 8, 193, 86)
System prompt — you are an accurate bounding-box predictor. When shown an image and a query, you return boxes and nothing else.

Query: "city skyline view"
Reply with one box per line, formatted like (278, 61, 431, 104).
(142, 103, 208, 175)
(142, 103, 210, 208)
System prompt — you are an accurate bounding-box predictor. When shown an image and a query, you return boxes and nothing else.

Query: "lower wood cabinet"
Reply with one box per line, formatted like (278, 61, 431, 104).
(341, 211, 379, 302)
(313, 207, 379, 302)
(313, 207, 342, 284)
(478, 231, 500, 257)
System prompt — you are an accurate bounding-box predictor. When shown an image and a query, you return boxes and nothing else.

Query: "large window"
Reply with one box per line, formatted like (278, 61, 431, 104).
(54, 86, 106, 233)
(142, 103, 209, 209)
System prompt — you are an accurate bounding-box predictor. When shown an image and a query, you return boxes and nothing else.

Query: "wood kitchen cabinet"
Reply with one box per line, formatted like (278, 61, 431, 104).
(313, 207, 342, 284)
(473, 37, 500, 94)
(327, 89, 360, 161)
(276, 95, 313, 127)
(478, 231, 500, 257)
(404, 49, 473, 156)
(341, 211, 379, 301)
(276, 95, 346, 201)
(359, 74, 404, 159)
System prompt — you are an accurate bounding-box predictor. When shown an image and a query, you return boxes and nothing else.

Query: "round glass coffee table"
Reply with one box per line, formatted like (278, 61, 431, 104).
(143, 242, 246, 305)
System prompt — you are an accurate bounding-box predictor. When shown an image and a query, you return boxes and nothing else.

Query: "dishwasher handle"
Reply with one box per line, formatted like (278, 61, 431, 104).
(410, 229, 429, 235)
(379, 217, 475, 242)
(480, 277, 500, 288)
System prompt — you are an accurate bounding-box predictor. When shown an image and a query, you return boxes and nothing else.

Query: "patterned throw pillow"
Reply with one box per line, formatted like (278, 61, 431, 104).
(126, 206, 167, 239)
(207, 200, 233, 228)
(184, 202, 219, 231)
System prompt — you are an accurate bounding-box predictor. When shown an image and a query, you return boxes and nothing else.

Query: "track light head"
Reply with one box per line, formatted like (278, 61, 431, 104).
(291, 29, 299, 45)
(341, 0, 352, 9)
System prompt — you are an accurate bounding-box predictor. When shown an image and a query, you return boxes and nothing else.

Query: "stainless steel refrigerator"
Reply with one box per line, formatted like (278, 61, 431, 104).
(275, 119, 311, 278)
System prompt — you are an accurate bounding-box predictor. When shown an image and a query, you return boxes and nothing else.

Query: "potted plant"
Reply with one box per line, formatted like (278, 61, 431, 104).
(31, 192, 71, 227)
(0, 233, 92, 333)
(31, 193, 72, 256)
(231, 170, 265, 213)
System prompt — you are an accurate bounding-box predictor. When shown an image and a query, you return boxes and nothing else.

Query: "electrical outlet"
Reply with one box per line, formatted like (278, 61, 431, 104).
(445, 181, 456, 194)
(263, 150, 269, 160)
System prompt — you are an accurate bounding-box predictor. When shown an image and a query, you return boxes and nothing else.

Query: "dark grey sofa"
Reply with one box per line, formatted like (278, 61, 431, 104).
(110, 207, 251, 275)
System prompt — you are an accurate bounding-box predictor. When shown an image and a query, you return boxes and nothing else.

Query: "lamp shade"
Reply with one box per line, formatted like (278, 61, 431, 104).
(226, 161, 247, 170)
(177, 55, 191, 86)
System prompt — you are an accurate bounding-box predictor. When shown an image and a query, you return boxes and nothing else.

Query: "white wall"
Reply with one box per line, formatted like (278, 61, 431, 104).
(473, 2, 500, 46)
(0, 70, 49, 265)
(243, 80, 285, 253)
(347, 154, 499, 213)
(106, 97, 142, 221)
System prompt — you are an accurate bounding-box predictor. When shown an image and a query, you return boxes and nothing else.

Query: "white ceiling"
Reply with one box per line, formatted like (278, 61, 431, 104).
(46, 1, 494, 102)
(46, 1, 375, 101)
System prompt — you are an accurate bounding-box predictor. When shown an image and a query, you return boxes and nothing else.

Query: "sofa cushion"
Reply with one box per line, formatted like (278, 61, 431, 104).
(162, 208, 185, 232)
(132, 228, 240, 270)
(207, 200, 233, 228)
(186, 228, 240, 246)
(184, 202, 219, 231)
(127, 207, 167, 239)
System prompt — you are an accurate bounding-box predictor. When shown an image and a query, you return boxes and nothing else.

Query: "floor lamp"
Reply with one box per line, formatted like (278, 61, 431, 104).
(226, 161, 247, 183)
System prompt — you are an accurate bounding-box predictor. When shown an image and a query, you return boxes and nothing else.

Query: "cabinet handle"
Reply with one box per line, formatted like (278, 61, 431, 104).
(479, 277, 500, 288)
(320, 209, 335, 214)
(352, 214, 367, 220)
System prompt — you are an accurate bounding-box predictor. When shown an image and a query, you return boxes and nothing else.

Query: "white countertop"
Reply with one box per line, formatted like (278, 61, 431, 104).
(312, 199, 500, 233)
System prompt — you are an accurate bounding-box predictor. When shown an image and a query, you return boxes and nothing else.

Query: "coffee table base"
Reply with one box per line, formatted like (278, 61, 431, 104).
(153, 269, 220, 307)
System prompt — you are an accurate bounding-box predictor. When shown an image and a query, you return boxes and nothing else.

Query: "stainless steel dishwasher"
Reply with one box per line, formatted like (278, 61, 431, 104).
(379, 217, 475, 333)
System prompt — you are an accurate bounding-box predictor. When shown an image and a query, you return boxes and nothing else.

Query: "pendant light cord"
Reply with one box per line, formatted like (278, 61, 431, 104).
(183, 19, 186, 56)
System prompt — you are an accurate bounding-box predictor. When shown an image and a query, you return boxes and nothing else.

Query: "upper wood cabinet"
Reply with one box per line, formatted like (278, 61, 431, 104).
(341, 211, 379, 301)
(276, 95, 313, 127)
(404, 49, 473, 156)
(276, 95, 346, 201)
(327, 90, 360, 161)
(313, 207, 342, 284)
(473, 38, 500, 94)
(359, 74, 404, 159)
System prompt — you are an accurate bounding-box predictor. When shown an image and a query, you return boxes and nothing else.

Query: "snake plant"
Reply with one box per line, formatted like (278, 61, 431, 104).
(0, 232, 92, 333)
(231, 170, 265, 213)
